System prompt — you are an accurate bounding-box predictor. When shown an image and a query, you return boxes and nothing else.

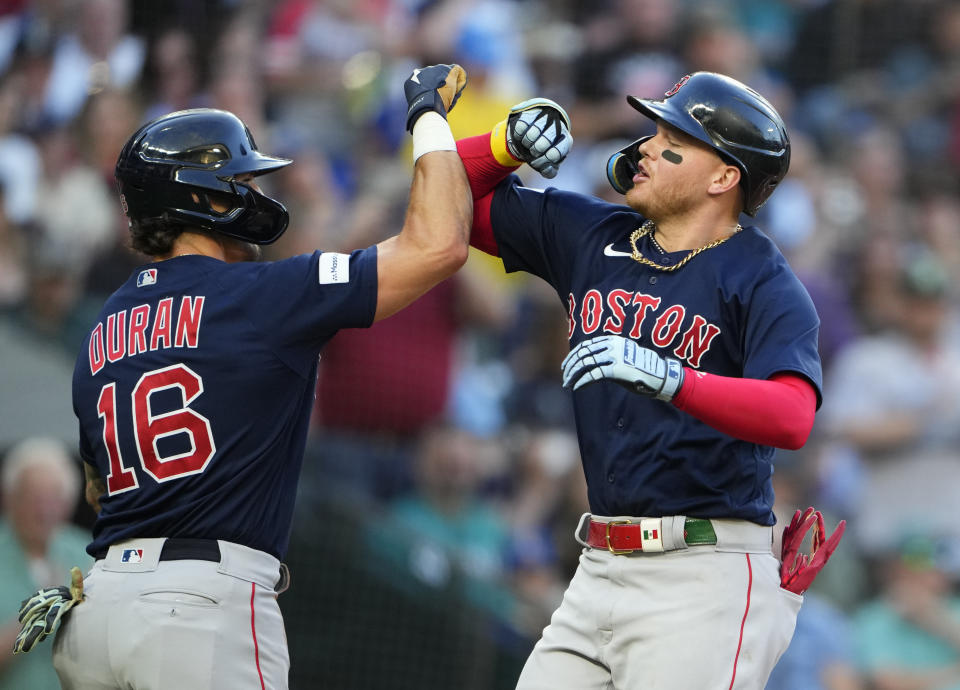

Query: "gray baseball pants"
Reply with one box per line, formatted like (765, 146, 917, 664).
(515, 516, 802, 690)
(52, 538, 289, 689)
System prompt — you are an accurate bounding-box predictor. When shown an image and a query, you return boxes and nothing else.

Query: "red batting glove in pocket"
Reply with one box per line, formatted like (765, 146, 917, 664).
(779, 507, 846, 595)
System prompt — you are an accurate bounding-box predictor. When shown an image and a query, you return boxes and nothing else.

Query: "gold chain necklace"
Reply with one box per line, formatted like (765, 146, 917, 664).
(628, 220, 742, 272)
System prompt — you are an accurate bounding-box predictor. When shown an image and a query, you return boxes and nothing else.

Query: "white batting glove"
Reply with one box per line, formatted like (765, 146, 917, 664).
(505, 98, 572, 178)
(561, 335, 685, 401)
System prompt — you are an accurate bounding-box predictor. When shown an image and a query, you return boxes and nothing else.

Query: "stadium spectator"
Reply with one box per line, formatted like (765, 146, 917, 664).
(0, 185, 26, 306)
(0, 437, 90, 690)
(567, 0, 683, 141)
(42, 0, 145, 125)
(853, 531, 960, 690)
(369, 424, 517, 624)
(822, 251, 960, 555)
(141, 26, 209, 122)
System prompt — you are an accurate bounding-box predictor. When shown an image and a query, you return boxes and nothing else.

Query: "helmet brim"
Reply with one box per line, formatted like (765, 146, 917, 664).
(625, 95, 713, 151)
(626, 95, 663, 122)
(251, 154, 292, 172)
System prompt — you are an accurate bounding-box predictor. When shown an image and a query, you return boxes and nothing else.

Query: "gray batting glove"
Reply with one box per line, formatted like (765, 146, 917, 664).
(561, 335, 685, 401)
(505, 98, 572, 178)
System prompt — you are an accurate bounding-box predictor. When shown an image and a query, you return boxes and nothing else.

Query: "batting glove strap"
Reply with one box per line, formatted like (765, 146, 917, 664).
(656, 357, 685, 402)
(13, 566, 85, 654)
(561, 335, 685, 402)
(404, 64, 468, 133)
(502, 98, 572, 179)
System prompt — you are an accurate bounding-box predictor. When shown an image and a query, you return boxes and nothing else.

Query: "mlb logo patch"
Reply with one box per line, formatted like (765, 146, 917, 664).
(121, 549, 144, 563)
(137, 269, 157, 287)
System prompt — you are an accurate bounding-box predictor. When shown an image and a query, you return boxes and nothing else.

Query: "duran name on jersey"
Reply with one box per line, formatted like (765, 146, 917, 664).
(87, 296, 205, 374)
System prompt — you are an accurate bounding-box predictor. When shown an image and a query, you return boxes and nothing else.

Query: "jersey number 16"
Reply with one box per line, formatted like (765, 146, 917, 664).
(96, 363, 216, 495)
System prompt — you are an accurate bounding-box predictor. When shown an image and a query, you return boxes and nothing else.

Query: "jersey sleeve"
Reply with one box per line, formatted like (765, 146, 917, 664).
(229, 247, 378, 363)
(489, 176, 617, 293)
(741, 263, 823, 407)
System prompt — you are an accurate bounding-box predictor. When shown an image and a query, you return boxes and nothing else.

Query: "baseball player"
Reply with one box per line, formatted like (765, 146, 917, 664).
(12, 64, 471, 689)
(456, 73, 844, 688)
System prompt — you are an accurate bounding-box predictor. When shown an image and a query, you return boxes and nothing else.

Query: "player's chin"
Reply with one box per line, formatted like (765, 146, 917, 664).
(624, 186, 650, 214)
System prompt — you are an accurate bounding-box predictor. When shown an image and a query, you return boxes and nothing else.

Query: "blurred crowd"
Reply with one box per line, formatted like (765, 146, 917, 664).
(3, 0, 960, 687)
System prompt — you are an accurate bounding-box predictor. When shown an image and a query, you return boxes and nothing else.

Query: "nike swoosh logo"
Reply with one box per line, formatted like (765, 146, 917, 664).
(603, 243, 633, 258)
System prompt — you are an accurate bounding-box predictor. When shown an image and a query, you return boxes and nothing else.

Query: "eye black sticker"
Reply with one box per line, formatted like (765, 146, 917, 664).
(662, 149, 683, 164)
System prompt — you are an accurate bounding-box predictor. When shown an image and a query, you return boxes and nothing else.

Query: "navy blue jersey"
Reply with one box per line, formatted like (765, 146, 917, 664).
(491, 177, 822, 525)
(72, 250, 378, 559)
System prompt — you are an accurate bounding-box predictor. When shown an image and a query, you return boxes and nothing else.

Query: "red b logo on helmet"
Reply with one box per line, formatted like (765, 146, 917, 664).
(664, 75, 690, 97)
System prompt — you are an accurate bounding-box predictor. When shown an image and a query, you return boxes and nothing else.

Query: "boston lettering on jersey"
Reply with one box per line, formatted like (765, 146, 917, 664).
(567, 289, 720, 368)
(88, 296, 205, 375)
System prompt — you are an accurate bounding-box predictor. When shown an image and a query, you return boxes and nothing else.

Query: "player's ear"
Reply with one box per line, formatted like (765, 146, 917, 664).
(707, 163, 741, 197)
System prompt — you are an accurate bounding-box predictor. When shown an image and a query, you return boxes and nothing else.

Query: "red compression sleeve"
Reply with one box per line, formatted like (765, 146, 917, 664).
(457, 131, 522, 257)
(457, 133, 519, 200)
(672, 371, 816, 450)
(472, 193, 497, 256)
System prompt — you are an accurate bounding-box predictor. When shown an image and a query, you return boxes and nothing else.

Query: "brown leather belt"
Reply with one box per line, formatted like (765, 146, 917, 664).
(585, 517, 718, 554)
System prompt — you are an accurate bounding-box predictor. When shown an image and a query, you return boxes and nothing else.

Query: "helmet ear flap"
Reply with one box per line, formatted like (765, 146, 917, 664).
(606, 136, 650, 195)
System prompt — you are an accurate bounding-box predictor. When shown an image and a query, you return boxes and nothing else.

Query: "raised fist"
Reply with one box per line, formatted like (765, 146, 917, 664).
(505, 98, 573, 178)
(404, 64, 468, 132)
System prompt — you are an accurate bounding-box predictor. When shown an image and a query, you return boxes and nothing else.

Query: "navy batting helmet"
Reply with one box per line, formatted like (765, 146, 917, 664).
(607, 72, 790, 216)
(115, 109, 292, 244)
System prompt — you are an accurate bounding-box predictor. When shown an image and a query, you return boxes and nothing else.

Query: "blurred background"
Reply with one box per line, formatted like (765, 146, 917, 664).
(2, 0, 960, 688)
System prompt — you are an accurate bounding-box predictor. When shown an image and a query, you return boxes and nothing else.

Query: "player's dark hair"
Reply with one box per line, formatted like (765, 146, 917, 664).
(128, 217, 184, 256)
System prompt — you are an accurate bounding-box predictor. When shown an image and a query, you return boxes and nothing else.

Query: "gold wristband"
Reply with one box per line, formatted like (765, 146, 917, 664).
(490, 118, 523, 168)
